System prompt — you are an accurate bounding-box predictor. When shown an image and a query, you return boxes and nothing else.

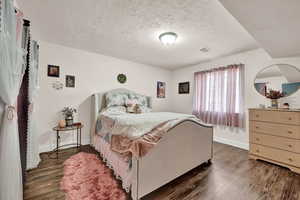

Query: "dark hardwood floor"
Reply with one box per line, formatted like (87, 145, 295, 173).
(24, 143, 300, 200)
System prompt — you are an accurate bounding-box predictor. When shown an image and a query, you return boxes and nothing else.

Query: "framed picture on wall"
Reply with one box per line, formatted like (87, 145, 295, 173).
(47, 65, 60, 77)
(66, 75, 75, 88)
(179, 82, 190, 94)
(157, 81, 166, 98)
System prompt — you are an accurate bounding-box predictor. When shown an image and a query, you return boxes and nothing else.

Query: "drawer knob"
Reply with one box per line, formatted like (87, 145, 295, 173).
(288, 158, 293, 162)
(288, 144, 293, 148)
(256, 126, 259, 129)
(256, 138, 260, 141)
(256, 115, 259, 118)
(288, 131, 293, 134)
(288, 117, 292, 120)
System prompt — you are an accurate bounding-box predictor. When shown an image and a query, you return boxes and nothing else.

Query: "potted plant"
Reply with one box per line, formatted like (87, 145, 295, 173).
(62, 107, 77, 126)
(265, 89, 284, 108)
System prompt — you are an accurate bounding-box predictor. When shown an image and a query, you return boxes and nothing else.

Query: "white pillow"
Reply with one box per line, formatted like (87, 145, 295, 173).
(102, 106, 126, 115)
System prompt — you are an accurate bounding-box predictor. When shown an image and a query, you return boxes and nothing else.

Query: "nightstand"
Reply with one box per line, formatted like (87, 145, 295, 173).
(52, 123, 83, 159)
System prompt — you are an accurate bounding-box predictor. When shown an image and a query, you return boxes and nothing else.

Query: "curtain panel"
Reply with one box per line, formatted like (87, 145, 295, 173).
(0, 0, 26, 199)
(27, 40, 40, 169)
(192, 64, 245, 128)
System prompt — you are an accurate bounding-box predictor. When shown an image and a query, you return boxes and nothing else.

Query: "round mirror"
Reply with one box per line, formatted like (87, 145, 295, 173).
(254, 64, 300, 97)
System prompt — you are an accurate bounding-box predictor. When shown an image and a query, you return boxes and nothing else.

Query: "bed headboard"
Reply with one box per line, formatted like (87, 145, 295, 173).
(91, 88, 152, 138)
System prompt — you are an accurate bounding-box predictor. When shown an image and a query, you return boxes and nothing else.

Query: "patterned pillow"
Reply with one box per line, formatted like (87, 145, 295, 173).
(126, 104, 138, 113)
(106, 92, 128, 107)
(128, 93, 148, 107)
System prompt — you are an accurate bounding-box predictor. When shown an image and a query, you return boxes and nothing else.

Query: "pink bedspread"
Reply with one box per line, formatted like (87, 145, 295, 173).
(111, 120, 172, 158)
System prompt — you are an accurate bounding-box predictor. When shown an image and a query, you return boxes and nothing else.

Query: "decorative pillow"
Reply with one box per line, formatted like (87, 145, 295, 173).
(126, 104, 138, 113)
(106, 92, 128, 107)
(128, 93, 148, 107)
(125, 99, 137, 106)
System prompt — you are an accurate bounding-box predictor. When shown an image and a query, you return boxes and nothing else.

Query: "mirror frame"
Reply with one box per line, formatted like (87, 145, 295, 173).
(254, 63, 300, 98)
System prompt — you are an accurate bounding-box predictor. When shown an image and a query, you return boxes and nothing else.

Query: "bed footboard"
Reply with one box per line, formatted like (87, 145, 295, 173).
(131, 120, 213, 200)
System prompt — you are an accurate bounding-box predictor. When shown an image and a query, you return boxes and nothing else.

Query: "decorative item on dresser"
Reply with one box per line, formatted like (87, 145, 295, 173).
(265, 90, 284, 108)
(249, 108, 300, 174)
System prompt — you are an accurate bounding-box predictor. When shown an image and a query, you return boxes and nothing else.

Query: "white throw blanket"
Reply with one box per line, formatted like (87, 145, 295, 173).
(99, 112, 197, 139)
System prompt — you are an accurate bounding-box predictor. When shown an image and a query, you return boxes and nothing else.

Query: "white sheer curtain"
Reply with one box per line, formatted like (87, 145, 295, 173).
(193, 64, 245, 128)
(0, 0, 26, 199)
(27, 40, 40, 169)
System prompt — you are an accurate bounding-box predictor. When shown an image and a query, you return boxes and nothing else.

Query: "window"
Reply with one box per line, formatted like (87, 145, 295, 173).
(192, 64, 245, 128)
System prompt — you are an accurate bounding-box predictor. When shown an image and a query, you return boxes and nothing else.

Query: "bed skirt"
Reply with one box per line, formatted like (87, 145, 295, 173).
(92, 134, 132, 192)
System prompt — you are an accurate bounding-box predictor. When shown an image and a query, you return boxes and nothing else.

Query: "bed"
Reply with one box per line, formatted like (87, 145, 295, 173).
(91, 88, 213, 200)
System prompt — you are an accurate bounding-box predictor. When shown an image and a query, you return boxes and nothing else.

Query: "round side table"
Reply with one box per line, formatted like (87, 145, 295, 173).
(52, 124, 83, 159)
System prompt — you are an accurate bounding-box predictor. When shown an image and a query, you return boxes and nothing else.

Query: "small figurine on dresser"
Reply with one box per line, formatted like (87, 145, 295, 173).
(61, 107, 77, 126)
(282, 103, 290, 109)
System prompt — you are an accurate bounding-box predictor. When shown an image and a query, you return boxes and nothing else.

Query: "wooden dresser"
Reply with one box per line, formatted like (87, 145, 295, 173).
(249, 108, 300, 174)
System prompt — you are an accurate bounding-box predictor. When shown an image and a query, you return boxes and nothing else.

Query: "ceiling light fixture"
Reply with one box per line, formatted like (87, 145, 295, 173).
(159, 32, 178, 45)
(200, 47, 209, 53)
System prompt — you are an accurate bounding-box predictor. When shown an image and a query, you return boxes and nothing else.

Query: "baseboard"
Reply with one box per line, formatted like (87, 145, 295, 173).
(214, 136, 249, 150)
(39, 140, 90, 154)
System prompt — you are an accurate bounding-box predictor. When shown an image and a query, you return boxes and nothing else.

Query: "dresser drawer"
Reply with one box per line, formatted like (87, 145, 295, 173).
(279, 112, 300, 125)
(250, 121, 300, 139)
(249, 110, 300, 125)
(250, 144, 300, 167)
(250, 133, 300, 153)
(249, 110, 278, 122)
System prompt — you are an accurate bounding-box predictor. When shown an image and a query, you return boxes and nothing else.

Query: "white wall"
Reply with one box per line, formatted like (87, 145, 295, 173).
(36, 41, 172, 153)
(36, 43, 300, 153)
(171, 48, 300, 149)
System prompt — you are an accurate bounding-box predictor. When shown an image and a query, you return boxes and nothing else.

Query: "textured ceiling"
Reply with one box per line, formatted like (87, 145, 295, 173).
(19, 0, 259, 69)
(219, 0, 300, 59)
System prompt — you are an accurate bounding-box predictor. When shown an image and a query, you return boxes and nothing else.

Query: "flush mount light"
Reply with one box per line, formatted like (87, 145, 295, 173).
(159, 32, 178, 45)
(200, 47, 209, 53)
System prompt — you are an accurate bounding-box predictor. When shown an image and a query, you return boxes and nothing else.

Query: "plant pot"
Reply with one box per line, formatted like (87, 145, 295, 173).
(271, 99, 278, 108)
(65, 116, 74, 127)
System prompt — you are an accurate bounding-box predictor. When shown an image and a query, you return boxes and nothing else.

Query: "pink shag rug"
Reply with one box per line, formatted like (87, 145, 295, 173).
(60, 152, 127, 200)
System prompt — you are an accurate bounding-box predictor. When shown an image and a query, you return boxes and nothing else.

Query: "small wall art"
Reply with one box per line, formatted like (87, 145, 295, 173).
(48, 65, 60, 77)
(179, 82, 190, 94)
(66, 75, 75, 88)
(52, 81, 63, 90)
(117, 74, 127, 84)
(157, 81, 166, 98)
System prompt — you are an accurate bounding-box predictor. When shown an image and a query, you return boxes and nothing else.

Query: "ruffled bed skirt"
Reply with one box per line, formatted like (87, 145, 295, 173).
(92, 134, 132, 192)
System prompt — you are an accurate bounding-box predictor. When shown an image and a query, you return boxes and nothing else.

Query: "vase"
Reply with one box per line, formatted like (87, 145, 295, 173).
(271, 99, 278, 108)
(59, 120, 66, 128)
(66, 116, 74, 127)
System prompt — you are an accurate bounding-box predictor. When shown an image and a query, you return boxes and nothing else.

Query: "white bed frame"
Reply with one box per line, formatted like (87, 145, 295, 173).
(91, 89, 213, 200)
